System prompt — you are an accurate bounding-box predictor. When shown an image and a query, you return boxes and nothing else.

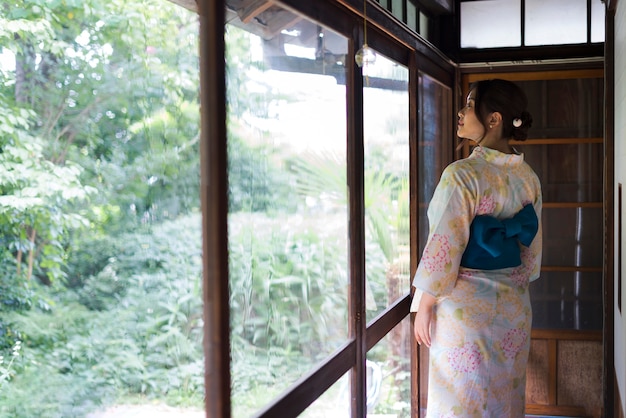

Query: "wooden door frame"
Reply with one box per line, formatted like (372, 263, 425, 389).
(604, 1, 616, 416)
(459, 67, 611, 417)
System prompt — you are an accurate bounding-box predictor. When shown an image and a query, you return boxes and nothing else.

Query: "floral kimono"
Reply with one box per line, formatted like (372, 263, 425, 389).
(411, 146, 542, 418)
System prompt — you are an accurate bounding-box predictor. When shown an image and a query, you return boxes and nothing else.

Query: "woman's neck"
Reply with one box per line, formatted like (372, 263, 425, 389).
(475, 132, 514, 154)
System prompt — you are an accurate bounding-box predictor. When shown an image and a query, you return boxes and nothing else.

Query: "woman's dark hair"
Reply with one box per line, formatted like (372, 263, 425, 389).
(470, 79, 533, 141)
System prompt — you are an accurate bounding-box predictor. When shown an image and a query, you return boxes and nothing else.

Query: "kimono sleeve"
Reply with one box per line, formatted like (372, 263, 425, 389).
(410, 165, 474, 312)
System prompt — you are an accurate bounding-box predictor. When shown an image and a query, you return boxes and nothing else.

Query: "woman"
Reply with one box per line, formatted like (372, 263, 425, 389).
(411, 79, 542, 417)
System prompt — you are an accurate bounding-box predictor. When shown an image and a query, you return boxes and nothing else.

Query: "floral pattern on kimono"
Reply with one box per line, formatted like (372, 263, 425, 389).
(411, 146, 542, 418)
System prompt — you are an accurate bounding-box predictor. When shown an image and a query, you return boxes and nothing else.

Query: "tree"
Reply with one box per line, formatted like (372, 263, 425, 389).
(0, 0, 200, 344)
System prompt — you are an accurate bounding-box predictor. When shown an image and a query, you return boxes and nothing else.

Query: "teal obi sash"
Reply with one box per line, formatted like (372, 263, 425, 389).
(460, 204, 539, 270)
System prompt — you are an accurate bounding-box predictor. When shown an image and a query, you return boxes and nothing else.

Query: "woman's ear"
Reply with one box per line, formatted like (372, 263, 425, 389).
(489, 111, 503, 127)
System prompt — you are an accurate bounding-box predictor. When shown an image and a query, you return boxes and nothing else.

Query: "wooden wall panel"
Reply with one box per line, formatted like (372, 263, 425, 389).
(419, 346, 429, 417)
(557, 340, 603, 416)
(526, 339, 550, 404)
(525, 330, 603, 417)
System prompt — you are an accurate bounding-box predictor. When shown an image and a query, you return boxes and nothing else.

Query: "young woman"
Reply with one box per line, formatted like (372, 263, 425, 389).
(411, 79, 542, 417)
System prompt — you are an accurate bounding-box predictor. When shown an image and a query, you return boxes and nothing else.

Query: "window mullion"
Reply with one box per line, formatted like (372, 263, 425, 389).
(348, 27, 368, 418)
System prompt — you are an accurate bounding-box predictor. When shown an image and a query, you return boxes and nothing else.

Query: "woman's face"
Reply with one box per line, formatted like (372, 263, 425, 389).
(457, 89, 485, 142)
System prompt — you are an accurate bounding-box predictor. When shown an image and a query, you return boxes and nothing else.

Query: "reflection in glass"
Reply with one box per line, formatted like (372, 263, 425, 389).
(366, 316, 412, 417)
(513, 75, 604, 335)
(415, 72, 453, 418)
(225, 18, 350, 416)
(363, 53, 410, 321)
(541, 207, 602, 267)
(299, 371, 350, 417)
(525, 0, 587, 46)
(531, 271, 603, 329)
(461, 0, 521, 48)
(418, 74, 453, 253)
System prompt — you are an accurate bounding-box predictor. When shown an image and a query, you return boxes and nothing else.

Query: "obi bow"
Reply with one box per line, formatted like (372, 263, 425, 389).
(460, 204, 539, 270)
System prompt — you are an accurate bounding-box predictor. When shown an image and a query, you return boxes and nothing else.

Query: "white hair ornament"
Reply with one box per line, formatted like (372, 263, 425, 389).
(513, 118, 523, 128)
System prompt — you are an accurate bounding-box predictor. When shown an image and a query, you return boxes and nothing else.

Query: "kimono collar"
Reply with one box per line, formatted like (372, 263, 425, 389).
(471, 146, 524, 167)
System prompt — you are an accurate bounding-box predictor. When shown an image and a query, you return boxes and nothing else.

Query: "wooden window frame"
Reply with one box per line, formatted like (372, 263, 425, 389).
(455, 0, 605, 63)
(198, 0, 615, 416)
(200, 1, 455, 417)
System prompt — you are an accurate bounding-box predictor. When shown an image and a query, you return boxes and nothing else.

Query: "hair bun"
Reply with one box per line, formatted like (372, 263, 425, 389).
(511, 111, 533, 141)
(520, 111, 533, 129)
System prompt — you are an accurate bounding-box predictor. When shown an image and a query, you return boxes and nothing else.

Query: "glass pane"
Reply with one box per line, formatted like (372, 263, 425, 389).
(366, 316, 412, 417)
(407, 2, 418, 32)
(300, 371, 350, 417)
(541, 208, 603, 267)
(518, 78, 604, 139)
(591, 0, 606, 43)
(363, 53, 410, 321)
(415, 75, 453, 417)
(418, 73, 453, 253)
(419, 12, 430, 39)
(530, 271, 603, 329)
(522, 143, 603, 203)
(378, 0, 391, 11)
(525, 0, 587, 46)
(511, 75, 604, 334)
(226, 14, 350, 416)
(461, 0, 521, 48)
(392, 0, 404, 21)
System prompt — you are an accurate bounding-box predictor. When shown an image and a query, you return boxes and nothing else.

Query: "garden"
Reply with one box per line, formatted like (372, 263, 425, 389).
(0, 1, 411, 417)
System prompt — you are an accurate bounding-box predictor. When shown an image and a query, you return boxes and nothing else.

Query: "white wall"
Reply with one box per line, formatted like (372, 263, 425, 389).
(615, 0, 626, 414)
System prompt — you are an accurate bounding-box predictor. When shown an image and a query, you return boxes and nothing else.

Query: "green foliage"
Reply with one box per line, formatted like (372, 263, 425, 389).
(229, 212, 347, 351)
(288, 145, 409, 263)
(228, 132, 295, 213)
(0, 1, 413, 416)
(0, 0, 201, 340)
(0, 258, 32, 311)
(0, 0, 208, 410)
(0, 341, 21, 389)
(0, 306, 118, 418)
(228, 211, 350, 413)
(1, 214, 205, 416)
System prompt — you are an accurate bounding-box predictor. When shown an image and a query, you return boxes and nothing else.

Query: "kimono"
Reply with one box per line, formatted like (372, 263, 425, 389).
(410, 146, 543, 418)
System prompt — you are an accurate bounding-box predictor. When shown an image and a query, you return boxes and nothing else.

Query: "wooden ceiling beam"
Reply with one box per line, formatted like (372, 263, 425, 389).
(238, 0, 275, 24)
(264, 10, 301, 38)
